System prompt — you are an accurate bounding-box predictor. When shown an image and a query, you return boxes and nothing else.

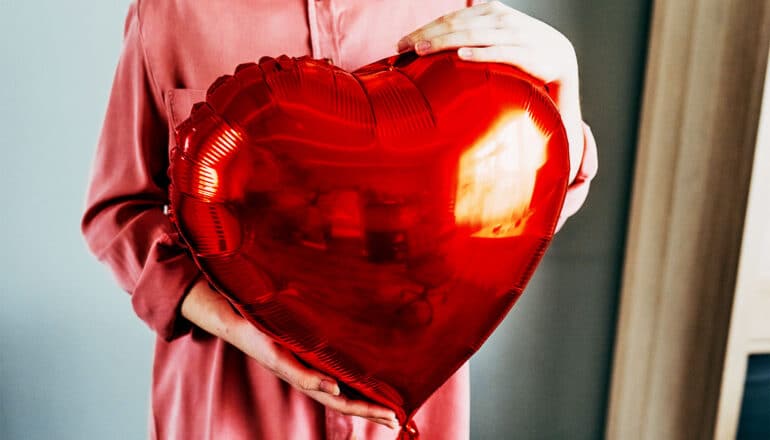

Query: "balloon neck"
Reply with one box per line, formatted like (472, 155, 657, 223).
(397, 419, 419, 440)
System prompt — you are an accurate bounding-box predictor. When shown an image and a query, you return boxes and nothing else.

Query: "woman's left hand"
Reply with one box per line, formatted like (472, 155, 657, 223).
(396, 0, 584, 183)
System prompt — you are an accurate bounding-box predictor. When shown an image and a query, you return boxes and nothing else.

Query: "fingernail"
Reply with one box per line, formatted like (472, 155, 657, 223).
(320, 379, 340, 395)
(396, 38, 410, 53)
(415, 40, 431, 54)
(458, 47, 473, 59)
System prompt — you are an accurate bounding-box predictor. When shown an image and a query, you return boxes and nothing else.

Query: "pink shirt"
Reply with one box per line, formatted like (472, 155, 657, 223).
(81, 1, 598, 438)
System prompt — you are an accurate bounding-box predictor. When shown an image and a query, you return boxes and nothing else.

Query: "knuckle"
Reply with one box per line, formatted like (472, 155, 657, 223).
(340, 402, 361, 417)
(330, 397, 349, 411)
(362, 403, 383, 419)
(290, 372, 316, 391)
(482, 1, 499, 13)
(498, 13, 516, 28)
(444, 18, 461, 32)
(461, 29, 476, 41)
(490, 0, 506, 10)
(337, 406, 355, 417)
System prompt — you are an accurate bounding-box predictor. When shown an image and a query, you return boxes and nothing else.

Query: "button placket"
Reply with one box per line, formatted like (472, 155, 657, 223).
(307, 0, 340, 64)
(306, 0, 322, 59)
(309, 2, 358, 437)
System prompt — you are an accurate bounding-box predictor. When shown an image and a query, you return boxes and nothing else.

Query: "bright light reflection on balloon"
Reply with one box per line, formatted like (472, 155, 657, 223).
(454, 110, 549, 237)
(188, 126, 243, 201)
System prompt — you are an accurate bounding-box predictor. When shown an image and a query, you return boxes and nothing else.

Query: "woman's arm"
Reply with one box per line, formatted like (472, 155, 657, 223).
(80, 2, 201, 341)
(81, 3, 398, 428)
(182, 278, 399, 429)
(397, 0, 598, 230)
(555, 123, 598, 232)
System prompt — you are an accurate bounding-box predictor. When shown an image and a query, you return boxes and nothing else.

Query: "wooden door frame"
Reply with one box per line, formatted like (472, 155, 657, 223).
(714, 45, 770, 439)
(605, 0, 770, 438)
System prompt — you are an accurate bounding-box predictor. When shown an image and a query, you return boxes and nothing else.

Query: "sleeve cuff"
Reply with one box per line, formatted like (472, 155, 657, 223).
(130, 230, 205, 341)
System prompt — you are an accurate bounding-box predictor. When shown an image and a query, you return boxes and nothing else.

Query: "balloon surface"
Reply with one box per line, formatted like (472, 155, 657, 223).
(168, 51, 569, 438)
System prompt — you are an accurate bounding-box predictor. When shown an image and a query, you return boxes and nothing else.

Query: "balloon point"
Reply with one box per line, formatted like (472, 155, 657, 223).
(397, 419, 420, 440)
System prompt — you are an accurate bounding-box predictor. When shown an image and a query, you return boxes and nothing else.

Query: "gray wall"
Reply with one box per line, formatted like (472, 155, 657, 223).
(469, 1, 650, 438)
(0, 1, 648, 438)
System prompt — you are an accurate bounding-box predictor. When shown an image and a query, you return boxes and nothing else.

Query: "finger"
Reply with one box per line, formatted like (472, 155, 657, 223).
(364, 416, 400, 430)
(457, 45, 555, 83)
(415, 28, 523, 55)
(338, 398, 397, 422)
(401, 13, 519, 52)
(274, 54, 296, 71)
(402, 14, 515, 43)
(268, 344, 341, 395)
(397, 1, 510, 51)
(309, 390, 398, 422)
(258, 56, 281, 74)
(307, 391, 398, 429)
(280, 361, 340, 395)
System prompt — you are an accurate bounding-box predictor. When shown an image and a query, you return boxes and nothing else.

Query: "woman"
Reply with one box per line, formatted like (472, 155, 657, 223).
(81, 0, 598, 438)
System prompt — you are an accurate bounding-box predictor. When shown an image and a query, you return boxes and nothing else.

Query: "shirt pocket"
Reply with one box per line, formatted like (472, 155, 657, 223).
(163, 88, 207, 154)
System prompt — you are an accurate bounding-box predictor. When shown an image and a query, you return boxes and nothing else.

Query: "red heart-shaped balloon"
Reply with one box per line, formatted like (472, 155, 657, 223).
(168, 51, 569, 436)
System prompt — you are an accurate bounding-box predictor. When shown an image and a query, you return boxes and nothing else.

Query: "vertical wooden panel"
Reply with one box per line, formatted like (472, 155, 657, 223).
(715, 46, 770, 439)
(605, 0, 770, 438)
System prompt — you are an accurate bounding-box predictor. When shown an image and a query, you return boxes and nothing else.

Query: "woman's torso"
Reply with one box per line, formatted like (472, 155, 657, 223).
(142, 1, 475, 439)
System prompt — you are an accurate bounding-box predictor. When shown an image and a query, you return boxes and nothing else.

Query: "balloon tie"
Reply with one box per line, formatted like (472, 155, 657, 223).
(396, 419, 419, 440)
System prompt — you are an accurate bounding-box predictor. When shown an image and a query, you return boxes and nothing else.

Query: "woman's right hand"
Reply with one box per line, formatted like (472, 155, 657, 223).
(180, 278, 400, 430)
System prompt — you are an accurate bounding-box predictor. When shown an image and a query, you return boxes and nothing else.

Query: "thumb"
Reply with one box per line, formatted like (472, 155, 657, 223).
(273, 343, 342, 396)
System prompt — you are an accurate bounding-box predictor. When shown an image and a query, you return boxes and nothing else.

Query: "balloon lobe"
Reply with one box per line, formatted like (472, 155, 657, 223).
(168, 51, 570, 434)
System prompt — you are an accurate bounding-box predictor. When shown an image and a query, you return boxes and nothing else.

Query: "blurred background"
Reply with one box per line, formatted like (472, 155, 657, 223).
(0, 0, 699, 438)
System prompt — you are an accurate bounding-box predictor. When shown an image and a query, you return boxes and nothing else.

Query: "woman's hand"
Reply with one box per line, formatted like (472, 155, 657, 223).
(396, 0, 584, 183)
(181, 278, 399, 430)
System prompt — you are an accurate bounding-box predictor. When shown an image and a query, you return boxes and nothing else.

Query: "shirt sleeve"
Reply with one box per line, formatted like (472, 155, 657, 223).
(80, 2, 203, 341)
(554, 122, 599, 233)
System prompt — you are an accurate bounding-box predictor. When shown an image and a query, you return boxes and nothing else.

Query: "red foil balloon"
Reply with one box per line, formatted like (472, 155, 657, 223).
(168, 51, 569, 438)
